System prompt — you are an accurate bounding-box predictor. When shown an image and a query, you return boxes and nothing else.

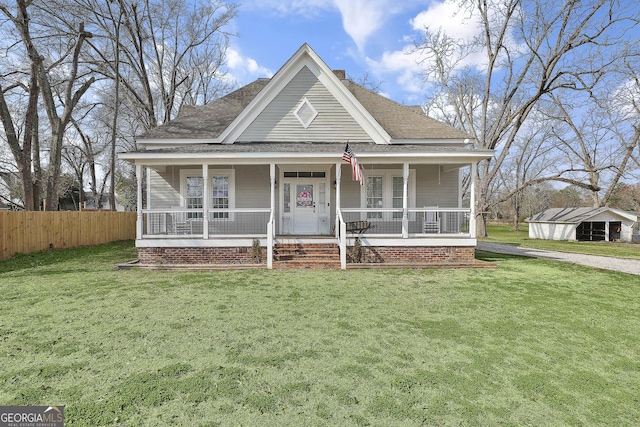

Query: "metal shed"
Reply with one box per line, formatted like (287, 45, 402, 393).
(526, 207, 638, 242)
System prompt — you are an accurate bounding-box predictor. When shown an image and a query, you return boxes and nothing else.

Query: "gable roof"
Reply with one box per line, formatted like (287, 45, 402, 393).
(526, 207, 638, 224)
(138, 44, 471, 146)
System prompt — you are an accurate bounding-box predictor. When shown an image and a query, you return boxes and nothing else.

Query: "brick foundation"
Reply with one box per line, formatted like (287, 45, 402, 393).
(350, 245, 475, 264)
(138, 245, 475, 266)
(138, 247, 265, 264)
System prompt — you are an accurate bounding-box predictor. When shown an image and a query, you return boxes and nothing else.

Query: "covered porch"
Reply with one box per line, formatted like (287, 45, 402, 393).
(128, 153, 482, 269)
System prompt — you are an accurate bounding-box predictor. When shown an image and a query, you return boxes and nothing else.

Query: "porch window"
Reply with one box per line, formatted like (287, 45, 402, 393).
(366, 176, 383, 219)
(212, 176, 229, 219)
(361, 170, 415, 220)
(180, 169, 235, 218)
(392, 176, 403, 219)
(186, 176, 203, 218)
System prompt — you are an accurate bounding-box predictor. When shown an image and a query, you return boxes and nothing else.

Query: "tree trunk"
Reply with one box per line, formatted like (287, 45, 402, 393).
(513, 196, 521, 232)
(0, 61, 40, 210)
(45, 123, 64, 210)
(475, 186, 489, 238)
(108, 5, 121, 211)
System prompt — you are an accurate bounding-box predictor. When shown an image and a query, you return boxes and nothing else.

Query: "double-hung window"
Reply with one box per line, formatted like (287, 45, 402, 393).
(392, 177, 404, 219)
(180, 169, 235, 220)
(186, 176, 203, 219)
(366, 176, 383, 219)
(211, 176, 230, 219)
(362, 170, 415, 220)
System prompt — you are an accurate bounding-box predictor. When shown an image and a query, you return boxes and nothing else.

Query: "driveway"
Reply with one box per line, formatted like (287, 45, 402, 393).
(477, 241, 640, 276)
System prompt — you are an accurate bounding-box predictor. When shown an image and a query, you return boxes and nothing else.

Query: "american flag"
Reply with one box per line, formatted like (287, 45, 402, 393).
(342, 143, 364, 185)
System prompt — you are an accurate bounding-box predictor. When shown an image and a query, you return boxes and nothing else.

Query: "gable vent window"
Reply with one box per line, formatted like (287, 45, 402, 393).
(294, 97, 318, 128)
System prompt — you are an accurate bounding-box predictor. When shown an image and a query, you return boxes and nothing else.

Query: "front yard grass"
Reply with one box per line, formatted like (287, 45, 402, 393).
(483, 224, 640, 259)
(1, 242, 639, 426)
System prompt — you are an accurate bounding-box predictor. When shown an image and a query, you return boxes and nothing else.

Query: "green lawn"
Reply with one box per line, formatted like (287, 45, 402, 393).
(1, 242, 639, 426)
(483, 224, 640, 259)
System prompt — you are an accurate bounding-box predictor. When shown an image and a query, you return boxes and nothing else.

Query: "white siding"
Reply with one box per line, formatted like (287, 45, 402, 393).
(621, 224, 633, 242)
(149, 167, 180, 209)
(529, 223, 576, 240)
(237, 66, 372, 143)
(529, 212, 636, 242)
(235, 165, 271, 208)
(333, 165, 460, 235)
(415, 165, 459, 208)
(335, 164, 459, 209)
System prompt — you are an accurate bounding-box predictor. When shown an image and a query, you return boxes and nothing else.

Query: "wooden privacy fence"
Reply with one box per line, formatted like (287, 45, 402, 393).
(0, 211, 136, 259)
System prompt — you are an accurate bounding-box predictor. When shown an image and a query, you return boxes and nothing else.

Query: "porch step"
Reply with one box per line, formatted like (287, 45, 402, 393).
(273, 243, 341, 269)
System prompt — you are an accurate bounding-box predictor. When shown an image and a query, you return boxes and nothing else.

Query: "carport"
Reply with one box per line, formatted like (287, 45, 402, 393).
(526, 207, 637, 243)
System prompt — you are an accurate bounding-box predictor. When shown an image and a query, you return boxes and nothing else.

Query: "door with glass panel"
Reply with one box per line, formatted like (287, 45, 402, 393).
(293, 183, 318, 234)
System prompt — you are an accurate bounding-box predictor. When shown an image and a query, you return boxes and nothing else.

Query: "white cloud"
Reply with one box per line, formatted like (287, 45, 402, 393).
(410, 0, 478, 43)
(410, 0, 489, 70)
(332, 0, 387, 51)
(240, 0, 420, 52)
(365, 0, 514, 97)
(366, 49, 424, 94)
(225, 47, 274, 86)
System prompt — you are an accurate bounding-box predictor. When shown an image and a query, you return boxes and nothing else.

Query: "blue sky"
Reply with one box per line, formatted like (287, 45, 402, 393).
(224, 0, 459, 106)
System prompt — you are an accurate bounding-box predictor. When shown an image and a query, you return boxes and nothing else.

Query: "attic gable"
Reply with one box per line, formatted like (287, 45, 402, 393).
(236, 66, 372, 143)
(219, 44, 392, 145)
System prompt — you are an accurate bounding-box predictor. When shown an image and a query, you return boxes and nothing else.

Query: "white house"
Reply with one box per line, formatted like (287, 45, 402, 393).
(526, 207, 638, 242)
(119, 44, 494, 269)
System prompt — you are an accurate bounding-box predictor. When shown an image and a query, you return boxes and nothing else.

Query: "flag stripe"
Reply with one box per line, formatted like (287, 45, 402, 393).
(343, 143, 364, 185)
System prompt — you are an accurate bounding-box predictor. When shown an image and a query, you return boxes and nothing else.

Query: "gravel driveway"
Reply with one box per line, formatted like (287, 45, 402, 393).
(477, 241, 640, 276)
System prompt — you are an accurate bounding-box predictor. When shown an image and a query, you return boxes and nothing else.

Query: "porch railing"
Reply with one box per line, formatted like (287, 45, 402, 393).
(339, 208, 471, 237)
(142, 208, 270, 238)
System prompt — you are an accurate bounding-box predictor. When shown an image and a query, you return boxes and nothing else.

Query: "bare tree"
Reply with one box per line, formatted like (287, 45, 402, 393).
(0, 0, 95, 210)
(600, 60, 640, 205)
(72, 0, 237, 209)
(0, 0, 237, 211)
(414, 0, 639, 236)
(495, 118, 557, 230)
(80, 0, 238, 130)
(543, 90, 639, 207)
(0, 61, 41, 210)
(62, 116, 111, 209)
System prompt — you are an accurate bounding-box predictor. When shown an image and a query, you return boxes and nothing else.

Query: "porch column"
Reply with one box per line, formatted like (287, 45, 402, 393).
(136, 163, 143, 239)
(335, 163, 342, 238)
(402, 162, 409, 238)
(146, 167, 152, 209)
(470, 162, 477, 238)
(267, 163, 276, 269)
(202, 164, 209, 239)
(336, 163, 346, 269)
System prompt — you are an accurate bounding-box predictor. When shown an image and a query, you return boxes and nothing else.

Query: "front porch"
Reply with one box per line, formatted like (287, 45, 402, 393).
(131, 156, 481, 269)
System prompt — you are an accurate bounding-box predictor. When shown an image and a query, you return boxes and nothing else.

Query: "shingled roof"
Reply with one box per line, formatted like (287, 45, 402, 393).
(341, 80, 469, 140)
(139, 76, 470, 142)
(526, 207, 638, 223)
(141, 79, 269, 141)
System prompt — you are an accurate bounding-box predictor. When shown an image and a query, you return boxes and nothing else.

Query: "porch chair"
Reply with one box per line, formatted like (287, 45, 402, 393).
(171, 210, 192, 235)
(422, 207, 440, 234)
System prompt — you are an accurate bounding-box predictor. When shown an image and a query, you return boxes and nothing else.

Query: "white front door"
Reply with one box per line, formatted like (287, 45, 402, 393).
(293, 183, 318, 234)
